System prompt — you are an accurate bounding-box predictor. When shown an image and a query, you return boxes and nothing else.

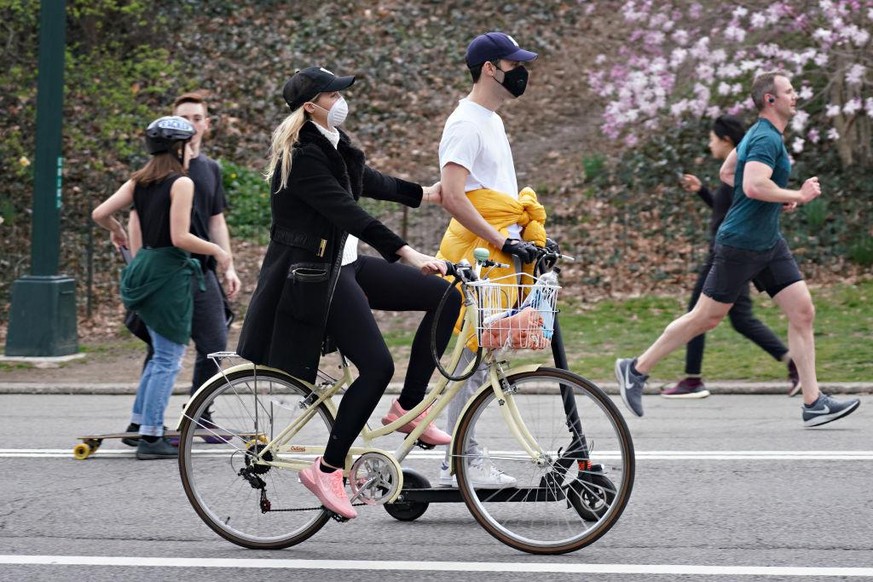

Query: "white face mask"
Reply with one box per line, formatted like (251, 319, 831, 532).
(314, 96, 348, 128)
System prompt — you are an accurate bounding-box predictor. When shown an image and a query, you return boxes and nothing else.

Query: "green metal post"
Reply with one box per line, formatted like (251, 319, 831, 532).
(5, 0, 77, 357)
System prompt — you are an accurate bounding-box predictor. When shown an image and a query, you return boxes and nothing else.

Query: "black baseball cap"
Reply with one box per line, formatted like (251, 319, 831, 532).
(465, 32, 538, 67)
(282, 66, 356, 111)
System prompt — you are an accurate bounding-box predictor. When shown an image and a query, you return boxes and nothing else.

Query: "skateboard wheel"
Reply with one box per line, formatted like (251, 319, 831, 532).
(73, 443, 92, 460)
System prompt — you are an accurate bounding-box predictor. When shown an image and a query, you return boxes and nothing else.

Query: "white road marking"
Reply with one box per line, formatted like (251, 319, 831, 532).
(0, 555, 871, 576)
(4, 449, 873, 460)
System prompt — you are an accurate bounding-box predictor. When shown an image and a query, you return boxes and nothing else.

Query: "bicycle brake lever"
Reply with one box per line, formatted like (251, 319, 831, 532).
(483, 259, 510, 269)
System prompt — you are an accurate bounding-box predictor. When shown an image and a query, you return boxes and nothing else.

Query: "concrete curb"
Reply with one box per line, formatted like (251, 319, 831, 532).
(1, 381, 871, 396)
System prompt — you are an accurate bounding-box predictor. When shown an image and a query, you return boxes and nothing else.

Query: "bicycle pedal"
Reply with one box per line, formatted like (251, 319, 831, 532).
(329, 512, 351, 523)
(414, 440, 436, 450)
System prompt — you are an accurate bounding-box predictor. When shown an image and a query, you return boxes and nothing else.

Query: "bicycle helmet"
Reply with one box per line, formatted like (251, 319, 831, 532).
(145, 116, 195, 155)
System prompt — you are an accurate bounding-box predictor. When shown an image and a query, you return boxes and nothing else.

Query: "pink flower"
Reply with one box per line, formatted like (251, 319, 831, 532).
(672, 29, 690, 46)
(845, 63, 866, 85)
(812, 28, 833, 43)
(670, 48, 688, 68)
(725, 24, 747, 42)
(750, 12, 767, 28)
(791, 110, 810, 131)
(843, 98, 863, 115)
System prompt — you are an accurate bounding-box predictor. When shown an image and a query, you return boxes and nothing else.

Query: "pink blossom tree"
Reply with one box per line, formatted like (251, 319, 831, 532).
(587, 0, 872, 168)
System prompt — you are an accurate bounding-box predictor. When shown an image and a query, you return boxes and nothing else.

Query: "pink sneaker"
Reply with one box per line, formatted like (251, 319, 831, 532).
(298, 457, 357, 519)
(381, 399, 451, 445)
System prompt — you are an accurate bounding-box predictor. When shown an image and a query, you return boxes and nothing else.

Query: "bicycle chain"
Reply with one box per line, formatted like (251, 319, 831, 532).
(261, 501, 368, 513)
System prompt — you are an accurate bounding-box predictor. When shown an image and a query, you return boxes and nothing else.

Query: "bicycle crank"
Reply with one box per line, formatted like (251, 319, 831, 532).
(348, 451, 404, 505)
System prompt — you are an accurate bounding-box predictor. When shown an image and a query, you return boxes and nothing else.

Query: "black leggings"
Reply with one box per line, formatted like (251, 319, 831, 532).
(322, 255, 460, 468)
(685, 256, 787, 376)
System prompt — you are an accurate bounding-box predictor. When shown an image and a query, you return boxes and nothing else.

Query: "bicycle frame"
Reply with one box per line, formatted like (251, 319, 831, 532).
(181, 275, 560, 487)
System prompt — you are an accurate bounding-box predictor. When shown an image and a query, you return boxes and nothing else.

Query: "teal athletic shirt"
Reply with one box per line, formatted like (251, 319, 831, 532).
(715, 118, 791, 251)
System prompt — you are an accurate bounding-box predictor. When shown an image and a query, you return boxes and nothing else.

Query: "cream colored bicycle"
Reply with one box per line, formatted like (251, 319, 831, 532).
(177, 247, 635, 555)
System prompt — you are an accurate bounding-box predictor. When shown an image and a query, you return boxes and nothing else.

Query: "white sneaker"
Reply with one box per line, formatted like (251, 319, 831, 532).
(438, 462, 456, 487)
(440, 451, 517, 489)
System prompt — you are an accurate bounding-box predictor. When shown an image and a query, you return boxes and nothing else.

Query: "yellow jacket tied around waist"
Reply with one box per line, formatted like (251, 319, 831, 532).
(436, 186, 548, 348)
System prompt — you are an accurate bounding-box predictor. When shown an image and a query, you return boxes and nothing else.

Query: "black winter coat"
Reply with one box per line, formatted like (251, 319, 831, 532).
(237, 122, 423, 382)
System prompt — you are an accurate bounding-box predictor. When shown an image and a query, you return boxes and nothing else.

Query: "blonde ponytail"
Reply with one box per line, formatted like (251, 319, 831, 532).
(265, 107, 308, 192)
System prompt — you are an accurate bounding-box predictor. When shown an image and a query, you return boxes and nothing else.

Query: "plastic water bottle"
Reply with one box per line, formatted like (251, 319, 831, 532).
(522, 269, 559, 339)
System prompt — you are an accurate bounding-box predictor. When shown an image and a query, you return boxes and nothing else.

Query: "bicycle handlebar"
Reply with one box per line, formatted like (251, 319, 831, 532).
(443, 245, 572, 283)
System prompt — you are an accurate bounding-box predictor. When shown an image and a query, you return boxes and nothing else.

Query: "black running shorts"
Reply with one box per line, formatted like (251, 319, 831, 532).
(703, 238, 803, 304)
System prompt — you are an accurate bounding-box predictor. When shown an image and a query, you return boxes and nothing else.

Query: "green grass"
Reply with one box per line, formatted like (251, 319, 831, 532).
(383, 280, 873, 384)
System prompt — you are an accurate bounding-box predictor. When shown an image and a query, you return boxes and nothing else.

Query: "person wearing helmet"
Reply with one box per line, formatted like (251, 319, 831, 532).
(236, 66, 460, 519)
(125, 92, 241, 445)
(92, 116, 231, 460)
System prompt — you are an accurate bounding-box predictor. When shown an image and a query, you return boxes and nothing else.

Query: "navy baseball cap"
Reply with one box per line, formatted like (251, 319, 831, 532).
(465, 32, 538, 67)
(282, 66, 356, 111)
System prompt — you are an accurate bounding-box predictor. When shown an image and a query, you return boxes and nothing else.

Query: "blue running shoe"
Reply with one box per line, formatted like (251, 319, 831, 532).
(615, 358, 647, 417)
(802, 393, 860, 427)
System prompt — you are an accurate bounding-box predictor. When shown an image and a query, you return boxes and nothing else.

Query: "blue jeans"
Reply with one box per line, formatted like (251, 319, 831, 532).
(130, 327, 186, 436)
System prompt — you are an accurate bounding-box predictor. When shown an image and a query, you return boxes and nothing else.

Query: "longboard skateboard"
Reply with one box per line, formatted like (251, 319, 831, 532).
(72, 429, 244, 459)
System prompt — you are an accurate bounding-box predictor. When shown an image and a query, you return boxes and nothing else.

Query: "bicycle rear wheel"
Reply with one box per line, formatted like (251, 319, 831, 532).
(453, 367, 634, 554)
(178, 366, 334, 549)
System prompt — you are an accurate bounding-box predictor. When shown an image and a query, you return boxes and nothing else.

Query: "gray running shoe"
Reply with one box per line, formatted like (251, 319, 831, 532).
(121, 423, 140, 447)
(615, 358, 647, 417)
(802, 394, 860, 427)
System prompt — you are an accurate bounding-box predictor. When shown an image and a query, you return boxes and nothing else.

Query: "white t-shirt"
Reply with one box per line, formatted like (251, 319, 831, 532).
(312, 121, 359, 265)
(439, 98, 520, 239)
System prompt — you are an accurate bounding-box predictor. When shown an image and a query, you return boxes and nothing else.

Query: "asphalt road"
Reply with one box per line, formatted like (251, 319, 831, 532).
(0, 392, 871, 582)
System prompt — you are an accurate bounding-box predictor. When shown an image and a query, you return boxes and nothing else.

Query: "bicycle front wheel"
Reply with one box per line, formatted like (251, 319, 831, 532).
(178, 366, 334, 549)
(453, 367, 634, 554)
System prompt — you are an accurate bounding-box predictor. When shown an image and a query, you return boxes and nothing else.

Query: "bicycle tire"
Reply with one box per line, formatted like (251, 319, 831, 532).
(452, 367, 635, 554)
(178, 366, 334, 549)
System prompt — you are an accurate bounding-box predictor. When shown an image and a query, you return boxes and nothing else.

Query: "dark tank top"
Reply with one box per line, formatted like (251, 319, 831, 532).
(133, 174, 183, 248)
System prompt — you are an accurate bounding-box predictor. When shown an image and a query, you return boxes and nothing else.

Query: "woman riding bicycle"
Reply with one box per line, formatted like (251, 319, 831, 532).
(237, 66, 461, 519)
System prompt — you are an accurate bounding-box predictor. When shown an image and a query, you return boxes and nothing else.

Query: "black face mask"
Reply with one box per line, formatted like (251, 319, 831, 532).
(495, 65, 529, 98)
